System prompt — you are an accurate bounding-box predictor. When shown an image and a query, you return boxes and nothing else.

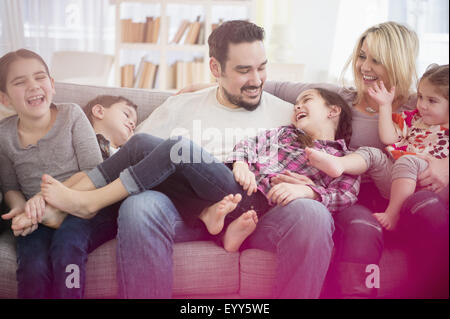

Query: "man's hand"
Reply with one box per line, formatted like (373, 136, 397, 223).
(175, 82, 215, 95)
(417, 154, 449, 193)
(233, 161, 258, 196)
(267, 182, 318, 206)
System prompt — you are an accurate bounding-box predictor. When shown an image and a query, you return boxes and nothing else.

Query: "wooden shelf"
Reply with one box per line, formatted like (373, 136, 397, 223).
(115, 0, 255, 89)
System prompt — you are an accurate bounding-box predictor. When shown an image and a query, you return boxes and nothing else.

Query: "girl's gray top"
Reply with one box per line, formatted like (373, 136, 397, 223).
(0, 103, 102, 200)
(263, 81, 416, 151)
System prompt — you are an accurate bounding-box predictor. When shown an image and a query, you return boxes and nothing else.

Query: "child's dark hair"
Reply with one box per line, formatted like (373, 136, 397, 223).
(297, 88, 353, 147)
(420, 64, 449, 101)
(83, 95, 138, 125)
(0, 49, 50, 92)
(208, 20, 265, 70)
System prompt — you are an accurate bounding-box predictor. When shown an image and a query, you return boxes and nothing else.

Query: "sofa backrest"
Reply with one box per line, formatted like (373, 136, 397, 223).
(54, 82, 173, 125)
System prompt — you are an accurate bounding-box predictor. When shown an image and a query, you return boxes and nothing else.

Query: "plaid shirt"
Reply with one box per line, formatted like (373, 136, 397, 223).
(225, 124, 360, 213)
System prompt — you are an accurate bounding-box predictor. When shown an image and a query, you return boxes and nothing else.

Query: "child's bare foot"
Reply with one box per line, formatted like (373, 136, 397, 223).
(223, 210, 258, 252)
(305, 147, 344, 178)
(11, 206, 67, 233)
(199, 194, 242, 235)
(374, 211, 399, 231)
(41, 205, 67, 228)
(41, 174, 96, 216)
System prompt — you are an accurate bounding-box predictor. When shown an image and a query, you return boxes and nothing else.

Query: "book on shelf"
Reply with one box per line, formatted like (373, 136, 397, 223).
(196, 22, 205, 44)
(171, 19, 190, 44)
(151, 16, 161, 43)
(134, 57, 158, 89)
(184, 16, 202, 45)
(143, 17, 153, 43)
(140, 62, 158, 89)
(175, 59, 204, 90)
(121, 16, 160, 43)
(120, 64, 135, 88)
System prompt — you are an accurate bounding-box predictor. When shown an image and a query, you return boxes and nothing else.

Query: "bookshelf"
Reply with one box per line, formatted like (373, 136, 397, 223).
(115, 0, 255, 90)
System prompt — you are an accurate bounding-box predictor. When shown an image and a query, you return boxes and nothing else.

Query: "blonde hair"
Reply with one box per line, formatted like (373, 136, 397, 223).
(342, 22, 419, 105)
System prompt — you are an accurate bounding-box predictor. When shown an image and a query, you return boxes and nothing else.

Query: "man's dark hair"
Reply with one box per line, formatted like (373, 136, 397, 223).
(208, 20, 265, 70)
(83, 95, 137, 124)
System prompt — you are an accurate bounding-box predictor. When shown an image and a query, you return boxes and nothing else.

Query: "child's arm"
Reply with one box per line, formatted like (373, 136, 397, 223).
(368, 81, 400, 145)
(307, 173, 361, 213)
(226, 129, 275, 195)
(71, 105, 103, 172)
(232, 161, 257, 196)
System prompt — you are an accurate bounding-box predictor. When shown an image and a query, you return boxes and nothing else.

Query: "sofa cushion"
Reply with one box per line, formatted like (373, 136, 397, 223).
(53, 82, 171, 126)
(239, 249, 277, 298)
(0, 230, 17, 298)
(173, 241, 240, 296)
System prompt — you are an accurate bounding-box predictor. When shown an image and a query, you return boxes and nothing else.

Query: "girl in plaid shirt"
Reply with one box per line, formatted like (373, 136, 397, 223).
(40, 88, 360, 252)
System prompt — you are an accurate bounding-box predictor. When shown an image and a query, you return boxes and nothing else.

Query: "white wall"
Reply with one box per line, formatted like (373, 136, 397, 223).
(258, 0, 341, 83)
(257, 0, 449, 84)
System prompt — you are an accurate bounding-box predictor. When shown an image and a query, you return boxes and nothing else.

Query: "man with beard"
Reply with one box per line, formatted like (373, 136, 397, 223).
(117, 20, 334, 299)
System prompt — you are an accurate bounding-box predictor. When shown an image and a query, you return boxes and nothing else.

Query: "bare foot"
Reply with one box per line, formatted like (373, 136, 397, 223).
(223, 210, 258, 252)
(11, 206, 67, 232)
(41, 174, 95, 216)
(199, 194, 242, 235)
(374, 211, 399, 231)
(305, 147, 344, 178)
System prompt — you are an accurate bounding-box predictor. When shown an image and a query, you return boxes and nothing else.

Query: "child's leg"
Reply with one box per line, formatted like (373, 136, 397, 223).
(375, 178, 417, 230)
(374, 155, 429, 230)
(49, 210, 118, 298)
(305, 147, 369, 178)
(15, 226, 54, 298)
(41, 175, 128, 218)
(41, 137, 246, 218)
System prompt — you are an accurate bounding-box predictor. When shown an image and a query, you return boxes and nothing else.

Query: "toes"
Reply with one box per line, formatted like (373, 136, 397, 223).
(42, 174, 53, 184)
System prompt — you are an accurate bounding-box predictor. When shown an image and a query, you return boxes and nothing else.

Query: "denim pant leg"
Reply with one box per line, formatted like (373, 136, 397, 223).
(243, 198, 335, 298)
(397, 190, 449, 297)
(16, 226, 54, 298)
(116, 190, 210, 298)
(88, 133, 165, 188)
(332, 204, 384, 264)
(49, 207, 118, 299)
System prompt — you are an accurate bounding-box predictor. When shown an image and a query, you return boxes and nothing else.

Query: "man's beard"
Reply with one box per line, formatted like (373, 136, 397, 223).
(222, 85, 263, 111)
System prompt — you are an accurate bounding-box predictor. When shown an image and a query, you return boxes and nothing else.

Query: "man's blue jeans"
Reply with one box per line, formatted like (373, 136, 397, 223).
(104, 134, 334, 298)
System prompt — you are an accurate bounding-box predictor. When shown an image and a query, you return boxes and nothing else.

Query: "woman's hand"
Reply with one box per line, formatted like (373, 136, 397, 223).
(416, 154, 449, 193)
(233, 161, 257, 196)
(270, 170, 316, 186)
(267, 183, 318, 206)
